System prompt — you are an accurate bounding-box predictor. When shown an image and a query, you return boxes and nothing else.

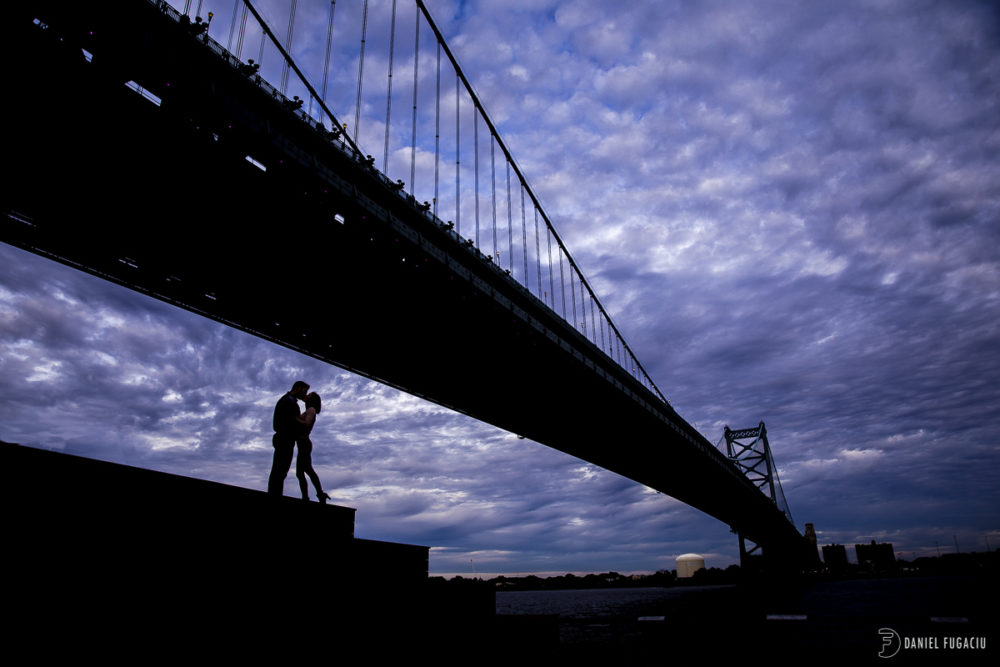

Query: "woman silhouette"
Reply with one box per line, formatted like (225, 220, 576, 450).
(295, 392, 331, 503)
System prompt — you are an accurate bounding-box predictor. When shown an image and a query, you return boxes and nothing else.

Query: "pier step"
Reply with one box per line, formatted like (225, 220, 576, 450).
(2, 441, 431, 656)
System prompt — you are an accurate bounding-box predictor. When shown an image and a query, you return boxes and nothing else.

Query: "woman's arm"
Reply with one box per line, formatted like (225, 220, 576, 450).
(296, 407, 317, 427)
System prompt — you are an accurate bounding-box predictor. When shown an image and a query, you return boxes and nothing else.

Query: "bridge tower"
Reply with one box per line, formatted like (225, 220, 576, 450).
(722, 422, 793, 569)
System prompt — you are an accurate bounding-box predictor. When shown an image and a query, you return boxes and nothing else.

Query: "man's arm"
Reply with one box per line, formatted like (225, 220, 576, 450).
(273, 394, 300, 434)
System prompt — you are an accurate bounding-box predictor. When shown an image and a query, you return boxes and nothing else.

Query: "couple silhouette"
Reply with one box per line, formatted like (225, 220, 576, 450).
(267, 380, 330, 502)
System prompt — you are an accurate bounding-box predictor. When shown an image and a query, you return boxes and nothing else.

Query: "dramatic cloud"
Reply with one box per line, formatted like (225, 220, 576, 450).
(3, 0, 999, 574)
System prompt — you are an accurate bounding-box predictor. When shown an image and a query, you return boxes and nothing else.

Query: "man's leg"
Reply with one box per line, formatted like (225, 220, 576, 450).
(267, 435, 294, 496)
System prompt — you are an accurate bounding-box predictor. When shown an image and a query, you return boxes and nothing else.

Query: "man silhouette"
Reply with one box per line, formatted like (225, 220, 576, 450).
(268, 380, 309, 496)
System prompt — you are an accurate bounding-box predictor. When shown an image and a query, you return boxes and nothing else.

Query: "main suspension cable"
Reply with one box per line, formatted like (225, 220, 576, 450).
(413, 0, 668, 403)
(239, 0, 363, 158)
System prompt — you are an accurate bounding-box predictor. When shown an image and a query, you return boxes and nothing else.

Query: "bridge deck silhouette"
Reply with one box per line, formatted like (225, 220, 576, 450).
(3, 1, 805, 559)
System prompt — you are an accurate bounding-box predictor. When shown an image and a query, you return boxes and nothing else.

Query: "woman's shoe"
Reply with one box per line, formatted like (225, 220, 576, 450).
(317, 492, 331, 504)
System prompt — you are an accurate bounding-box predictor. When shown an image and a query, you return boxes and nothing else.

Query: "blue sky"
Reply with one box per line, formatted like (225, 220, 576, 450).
(3, 0, 999, 576)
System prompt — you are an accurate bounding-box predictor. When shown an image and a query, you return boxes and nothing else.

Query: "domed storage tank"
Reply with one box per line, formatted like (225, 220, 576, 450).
(676, 553, 705, 578)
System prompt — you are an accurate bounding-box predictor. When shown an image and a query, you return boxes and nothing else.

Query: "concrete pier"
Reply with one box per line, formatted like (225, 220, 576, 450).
(1, 441, 450, 658)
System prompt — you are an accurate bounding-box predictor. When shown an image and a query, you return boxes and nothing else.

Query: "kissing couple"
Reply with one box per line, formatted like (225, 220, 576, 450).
(267, 380, 331, 502)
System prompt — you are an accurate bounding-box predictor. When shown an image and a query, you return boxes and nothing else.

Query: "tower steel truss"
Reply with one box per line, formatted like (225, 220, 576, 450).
(722, 422, 793, 566)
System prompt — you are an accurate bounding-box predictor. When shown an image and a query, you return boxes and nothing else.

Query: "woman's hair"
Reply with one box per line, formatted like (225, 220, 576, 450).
(305, 392, 322, 414)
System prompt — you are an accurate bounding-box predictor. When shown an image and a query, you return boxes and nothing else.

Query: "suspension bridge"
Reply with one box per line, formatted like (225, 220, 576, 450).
(3, 0, 810, 566)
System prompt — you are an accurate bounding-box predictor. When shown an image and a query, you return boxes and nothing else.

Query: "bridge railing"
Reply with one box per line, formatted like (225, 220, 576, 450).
(159, 0, 669, 405)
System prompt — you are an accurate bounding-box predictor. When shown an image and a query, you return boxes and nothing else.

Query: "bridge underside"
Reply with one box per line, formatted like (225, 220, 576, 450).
(4, 2, 807, 562)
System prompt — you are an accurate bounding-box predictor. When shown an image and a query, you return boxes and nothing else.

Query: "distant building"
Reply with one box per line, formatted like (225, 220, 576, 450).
(822, 544, 848, 572)
(856, 540, 896, 571)
(804, 523, 820, 564)
(676, 554, 705, 578)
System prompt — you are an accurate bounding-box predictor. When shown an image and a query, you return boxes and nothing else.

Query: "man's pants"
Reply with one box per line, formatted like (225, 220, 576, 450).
(267, 435, 295, 496)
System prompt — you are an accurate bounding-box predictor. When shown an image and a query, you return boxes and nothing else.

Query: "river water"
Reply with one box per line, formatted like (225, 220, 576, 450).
(493, 577, 996, 665)
(496, 584, 723, 619)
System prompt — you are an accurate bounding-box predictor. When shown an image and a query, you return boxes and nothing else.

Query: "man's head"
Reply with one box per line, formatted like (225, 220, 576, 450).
(290, 380, 310, 399)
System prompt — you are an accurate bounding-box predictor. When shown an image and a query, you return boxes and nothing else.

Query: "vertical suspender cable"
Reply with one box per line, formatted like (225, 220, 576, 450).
(547, 227, 555, 309)
(433, 43, 441, 217)
(590, 298, 597, 343)
(506, 163, 513, 274)
(321, 2, 336, 123)
(455, 73, 460, 235)
(490, 137, 497, 262)
(570, 266, 577, 331)
(383, 0, 397, 174)
(559, 248, 566, 318)
(586, 297, 592, 342)
(227, 0, 239, 51)
(534, 209, 542, 299)
(256, 23, 265, 69)
(520, 187, 528, 282)
(591, 297, 606, 351)
(410, 7, 420, 196)
(474, 115, 480, 248)
(354, 0, 369, 145)
(280, 0, 297, 95)
(235, 3, 248, 58)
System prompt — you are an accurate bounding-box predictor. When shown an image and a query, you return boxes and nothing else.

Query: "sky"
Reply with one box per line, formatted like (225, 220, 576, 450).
(3, 0, 999, 577)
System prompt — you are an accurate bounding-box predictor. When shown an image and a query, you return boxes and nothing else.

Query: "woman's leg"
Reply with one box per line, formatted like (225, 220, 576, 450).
(295, 439, 312, 500)
(297, 439, 328, 501)
(307, 466, 325, 497)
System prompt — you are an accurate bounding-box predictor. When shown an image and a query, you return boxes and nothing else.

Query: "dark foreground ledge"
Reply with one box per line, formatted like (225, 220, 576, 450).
(1, 441, 491, 659)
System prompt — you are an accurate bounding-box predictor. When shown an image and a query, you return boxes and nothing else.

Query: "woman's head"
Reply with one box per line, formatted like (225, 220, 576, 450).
(305, 392, 322, 414)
